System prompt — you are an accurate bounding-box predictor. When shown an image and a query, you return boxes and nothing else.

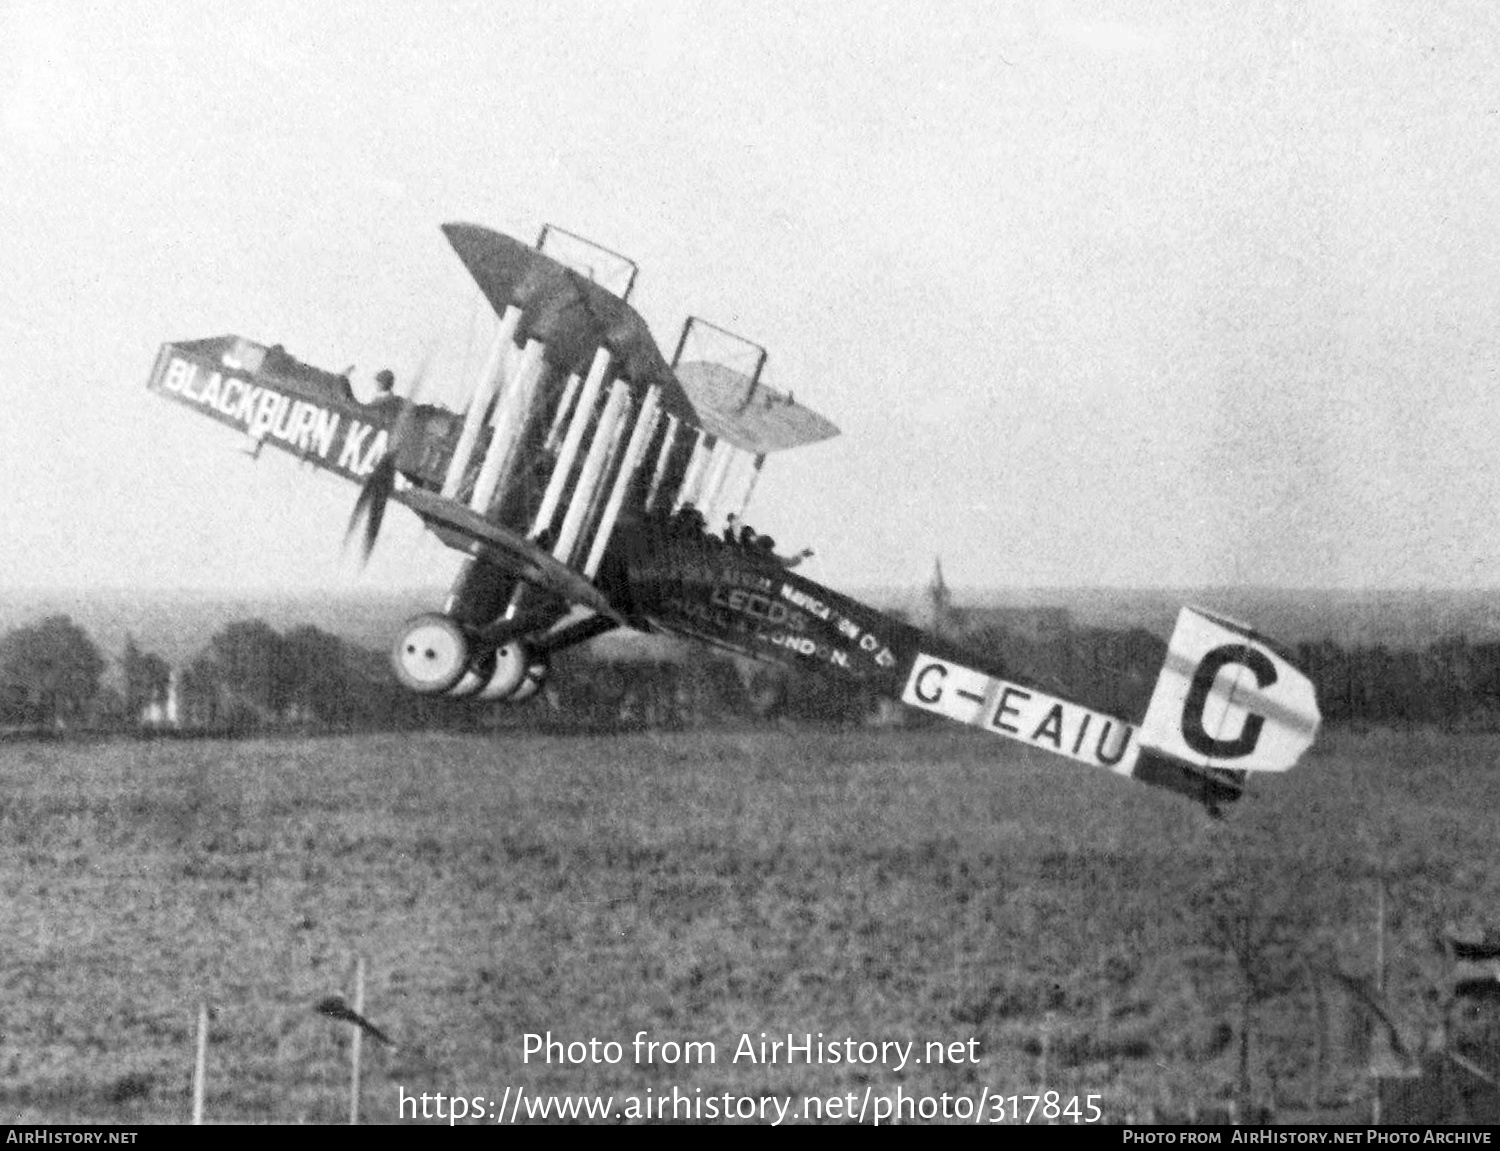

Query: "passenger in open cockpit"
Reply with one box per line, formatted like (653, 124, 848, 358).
(753, 533, 814, 569)
(672, 503, 707, 535)
(777, 546, 815, 569)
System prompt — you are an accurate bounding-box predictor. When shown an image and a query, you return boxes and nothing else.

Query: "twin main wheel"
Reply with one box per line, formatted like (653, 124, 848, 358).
(391, 613, 470, 694)
(391, 614, 547, 701)
(476, 642, 545, 701)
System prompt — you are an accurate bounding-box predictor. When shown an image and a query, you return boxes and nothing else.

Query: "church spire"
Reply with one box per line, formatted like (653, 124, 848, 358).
(927, 556, 952, 631)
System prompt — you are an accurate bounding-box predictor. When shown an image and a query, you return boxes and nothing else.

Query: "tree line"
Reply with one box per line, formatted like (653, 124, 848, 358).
(3, 612, 1499, 735)
(0, 615, 429, 734)
(0, 613, 853, 734)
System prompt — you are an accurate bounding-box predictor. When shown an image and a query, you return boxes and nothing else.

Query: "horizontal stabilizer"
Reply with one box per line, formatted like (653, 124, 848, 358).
(1131, 751, 1247, 812)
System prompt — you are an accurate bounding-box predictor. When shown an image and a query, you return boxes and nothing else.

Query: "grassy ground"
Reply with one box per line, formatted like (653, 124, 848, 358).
(0, 725, 1494, 1124)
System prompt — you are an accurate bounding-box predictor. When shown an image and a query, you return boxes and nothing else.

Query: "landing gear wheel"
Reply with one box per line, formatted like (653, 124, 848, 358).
(478, 642, 531, 700)
(507, 660, 549, 703)
(391, 613, 471, 694)
(447, 651, 495, 699)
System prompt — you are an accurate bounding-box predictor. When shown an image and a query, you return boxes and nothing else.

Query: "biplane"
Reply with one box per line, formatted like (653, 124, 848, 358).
(146, 221, 1321, 812)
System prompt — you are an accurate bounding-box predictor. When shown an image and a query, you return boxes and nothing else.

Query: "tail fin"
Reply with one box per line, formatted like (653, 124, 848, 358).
(1138, 607, 1321, 775)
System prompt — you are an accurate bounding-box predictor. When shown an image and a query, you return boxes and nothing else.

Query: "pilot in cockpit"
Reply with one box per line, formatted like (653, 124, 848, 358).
(369, 369, 399, 406)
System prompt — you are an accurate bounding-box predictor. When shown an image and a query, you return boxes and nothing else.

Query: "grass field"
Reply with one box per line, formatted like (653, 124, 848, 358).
(0, 725, 1494, 1124)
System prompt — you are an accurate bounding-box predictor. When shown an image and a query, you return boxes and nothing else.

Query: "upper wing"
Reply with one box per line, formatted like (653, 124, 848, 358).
(674, 360, 840, 454)
(441, 222, 697, 421)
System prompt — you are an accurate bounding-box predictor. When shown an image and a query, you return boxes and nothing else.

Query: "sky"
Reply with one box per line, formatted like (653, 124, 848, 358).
(2, 0, 1498, 594)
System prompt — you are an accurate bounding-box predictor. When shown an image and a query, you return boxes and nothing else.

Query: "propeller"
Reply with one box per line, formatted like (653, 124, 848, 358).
(345, 354, 433, 564)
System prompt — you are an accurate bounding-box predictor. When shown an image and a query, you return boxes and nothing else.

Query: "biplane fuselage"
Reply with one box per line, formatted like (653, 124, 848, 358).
(147, 221, 1322, 812)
